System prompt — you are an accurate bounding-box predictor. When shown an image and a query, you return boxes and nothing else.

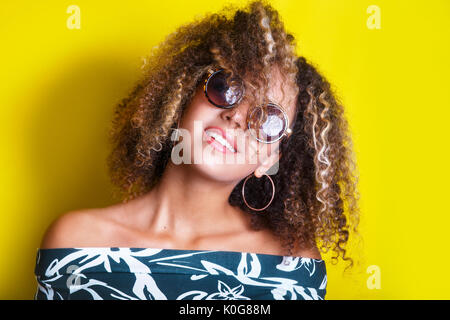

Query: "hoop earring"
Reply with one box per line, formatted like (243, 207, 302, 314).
(241, 173, 275, 212)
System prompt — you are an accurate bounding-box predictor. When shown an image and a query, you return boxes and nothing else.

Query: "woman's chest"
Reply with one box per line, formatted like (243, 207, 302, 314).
(103, 218, 288, 255)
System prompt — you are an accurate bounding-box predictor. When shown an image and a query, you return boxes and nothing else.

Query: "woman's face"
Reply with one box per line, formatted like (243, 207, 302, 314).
(174, 66, 298, 183)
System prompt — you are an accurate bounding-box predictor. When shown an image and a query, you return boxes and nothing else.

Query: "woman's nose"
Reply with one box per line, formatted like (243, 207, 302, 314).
(220, 103, 249, 130)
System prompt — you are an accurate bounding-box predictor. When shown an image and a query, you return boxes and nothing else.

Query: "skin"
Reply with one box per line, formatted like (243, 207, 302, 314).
(40, 66, 321, 259)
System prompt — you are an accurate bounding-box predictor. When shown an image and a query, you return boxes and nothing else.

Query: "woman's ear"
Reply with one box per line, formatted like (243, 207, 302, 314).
(254, 150, 281, 178)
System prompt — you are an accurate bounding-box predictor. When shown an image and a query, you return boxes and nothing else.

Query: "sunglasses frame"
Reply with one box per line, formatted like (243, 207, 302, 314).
(203, 68, 244, 109)
(203, 68, 293, 144)
(247, 101, 292, 144)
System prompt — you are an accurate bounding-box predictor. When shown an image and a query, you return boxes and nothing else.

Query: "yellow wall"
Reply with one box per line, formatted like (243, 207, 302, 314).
(1, 0, 449, 299)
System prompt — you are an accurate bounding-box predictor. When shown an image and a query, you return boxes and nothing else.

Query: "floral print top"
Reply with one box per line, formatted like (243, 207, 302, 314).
(34, 247, 327, 300)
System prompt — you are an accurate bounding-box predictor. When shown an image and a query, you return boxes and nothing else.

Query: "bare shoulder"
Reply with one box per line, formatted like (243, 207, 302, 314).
(39, 204, 124, 249)
(39, 209, 97, 249)
(38, 194, 159, 249)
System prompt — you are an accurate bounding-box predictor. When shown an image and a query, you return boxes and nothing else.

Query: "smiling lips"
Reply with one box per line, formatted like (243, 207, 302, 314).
(204, 126, 237, 153)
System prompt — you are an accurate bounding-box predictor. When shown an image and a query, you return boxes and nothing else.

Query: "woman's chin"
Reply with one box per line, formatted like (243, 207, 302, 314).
(170, 138, 257, 182)
(190, 159, 253, 184)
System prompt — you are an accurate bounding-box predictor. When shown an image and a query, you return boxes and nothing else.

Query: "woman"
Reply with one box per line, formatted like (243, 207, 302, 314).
(34, 0, 360, 300)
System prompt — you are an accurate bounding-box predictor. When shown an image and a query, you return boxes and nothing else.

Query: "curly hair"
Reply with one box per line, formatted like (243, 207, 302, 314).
(106, 0, 361, 269)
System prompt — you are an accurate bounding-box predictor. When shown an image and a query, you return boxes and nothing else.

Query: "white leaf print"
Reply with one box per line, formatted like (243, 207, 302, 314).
(190, 274, 208, 281)
(69, 278, 136, 300)
(307, 287, 323, 300)
(271, 287, 287, 300)
(231, 284, 245, 296)
(132, 273, 167, 300)
(200, 260, 235, 276)
(293, 285, 313, 300)
(300, 258, 316, 276)
(44, 248, 159, 277)
(237, 253, 261, 278)
(207, 280, 250, 300)
(276, 257, 317, 276)
(177, 290, 209, 300)
(319, 274, 327, 290)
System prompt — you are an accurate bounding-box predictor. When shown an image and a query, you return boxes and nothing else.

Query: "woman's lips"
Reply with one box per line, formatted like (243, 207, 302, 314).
(205, 133, 230, 154)
(204, 126, 237, 154)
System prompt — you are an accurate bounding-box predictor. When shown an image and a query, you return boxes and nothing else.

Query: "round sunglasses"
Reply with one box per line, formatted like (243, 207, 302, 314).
(203, 68, 292, 144)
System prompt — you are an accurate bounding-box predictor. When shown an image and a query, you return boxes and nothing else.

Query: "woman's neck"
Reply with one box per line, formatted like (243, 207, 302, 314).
(135, 161, 253, 242)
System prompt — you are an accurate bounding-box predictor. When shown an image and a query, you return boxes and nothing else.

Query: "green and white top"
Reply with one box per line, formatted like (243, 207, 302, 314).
(34, 247, 327, 300)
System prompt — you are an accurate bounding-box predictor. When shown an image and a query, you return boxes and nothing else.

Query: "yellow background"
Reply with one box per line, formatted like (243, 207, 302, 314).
(1, 0, 449, 299)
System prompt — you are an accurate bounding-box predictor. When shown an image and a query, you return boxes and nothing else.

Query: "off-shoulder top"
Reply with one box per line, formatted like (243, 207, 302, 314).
(34, 247, 327, 300)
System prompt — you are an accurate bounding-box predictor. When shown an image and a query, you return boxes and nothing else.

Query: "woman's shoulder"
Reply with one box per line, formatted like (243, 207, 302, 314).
(39, 203, 127, 249)
(39, 209, 95, 249)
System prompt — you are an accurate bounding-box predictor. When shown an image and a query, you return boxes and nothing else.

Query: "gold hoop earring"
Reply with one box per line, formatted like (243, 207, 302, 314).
(241, 172, 275, 212)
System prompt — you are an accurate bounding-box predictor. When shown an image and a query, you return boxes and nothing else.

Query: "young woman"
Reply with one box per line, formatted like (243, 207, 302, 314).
(34, 0, 360, 300)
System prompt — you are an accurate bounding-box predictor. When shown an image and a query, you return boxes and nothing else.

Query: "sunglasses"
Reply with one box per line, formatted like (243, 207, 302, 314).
(203, 68, 292, 144)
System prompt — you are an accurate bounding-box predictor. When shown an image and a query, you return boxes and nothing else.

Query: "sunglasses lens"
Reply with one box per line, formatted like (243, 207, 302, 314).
(248, 103, 287, 143)
(206, 70, 243, 107)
